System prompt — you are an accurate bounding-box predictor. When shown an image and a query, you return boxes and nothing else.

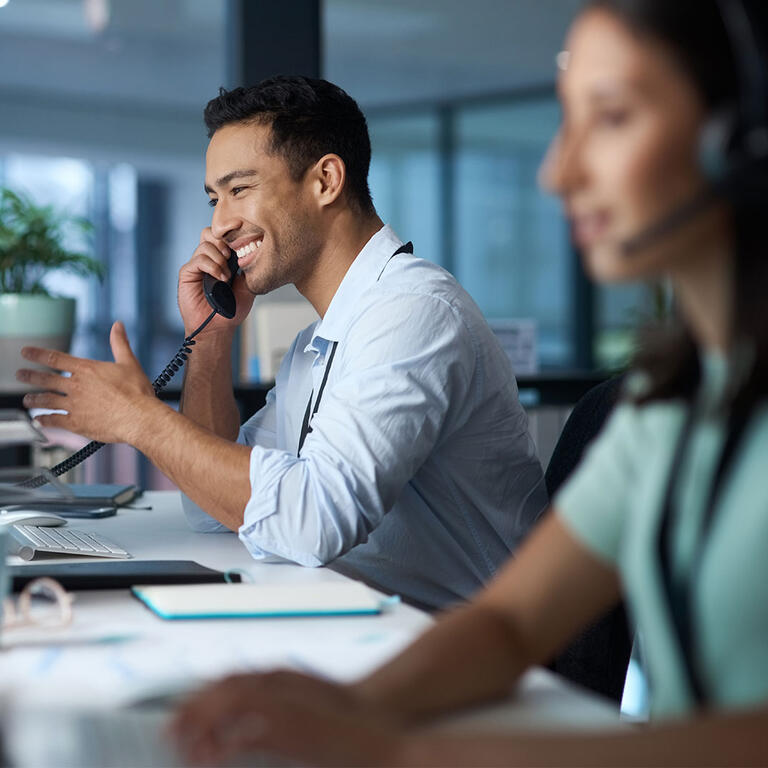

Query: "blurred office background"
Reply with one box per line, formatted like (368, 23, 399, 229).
(0, 0, 653, 482)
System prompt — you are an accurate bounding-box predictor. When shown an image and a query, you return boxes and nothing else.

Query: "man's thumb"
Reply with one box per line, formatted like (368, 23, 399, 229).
(110, 321, 137, 365)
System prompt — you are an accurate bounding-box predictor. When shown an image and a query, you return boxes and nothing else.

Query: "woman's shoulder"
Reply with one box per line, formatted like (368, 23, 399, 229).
(607, 370, 688, 435)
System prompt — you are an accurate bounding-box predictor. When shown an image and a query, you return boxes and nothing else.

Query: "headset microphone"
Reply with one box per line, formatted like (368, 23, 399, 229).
(620, 187, 717, 256)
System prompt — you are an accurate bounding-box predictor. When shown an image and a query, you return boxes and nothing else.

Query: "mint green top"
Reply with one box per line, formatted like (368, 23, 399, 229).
(556, 355, 768, 718)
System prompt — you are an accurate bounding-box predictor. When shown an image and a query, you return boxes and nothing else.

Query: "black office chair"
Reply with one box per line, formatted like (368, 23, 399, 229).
(544, 376, 633, 703)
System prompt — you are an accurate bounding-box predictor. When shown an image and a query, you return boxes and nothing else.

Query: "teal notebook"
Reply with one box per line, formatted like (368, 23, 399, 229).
(132, 581, 383, 620)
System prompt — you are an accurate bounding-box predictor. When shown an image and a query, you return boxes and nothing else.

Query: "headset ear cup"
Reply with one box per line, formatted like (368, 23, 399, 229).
(699, 109, 768, 206)
(744, 123, 768, 159)
(698, 108, 735, 183)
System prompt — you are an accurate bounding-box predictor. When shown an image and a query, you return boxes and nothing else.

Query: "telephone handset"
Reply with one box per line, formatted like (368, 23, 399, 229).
(21, 249, 240, 488)
(202, 249, 239, 319)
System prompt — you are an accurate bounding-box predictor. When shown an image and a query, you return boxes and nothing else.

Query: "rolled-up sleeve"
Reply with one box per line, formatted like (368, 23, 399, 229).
(181, 387, 278, 533)
(238, 293, 475, 565)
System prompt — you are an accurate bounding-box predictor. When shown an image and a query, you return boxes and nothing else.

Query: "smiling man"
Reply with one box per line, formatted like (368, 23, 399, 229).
(19, 76, 547, 609)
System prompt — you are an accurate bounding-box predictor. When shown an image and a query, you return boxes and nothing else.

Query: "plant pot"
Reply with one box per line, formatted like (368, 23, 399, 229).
(0, 294, 76, 393)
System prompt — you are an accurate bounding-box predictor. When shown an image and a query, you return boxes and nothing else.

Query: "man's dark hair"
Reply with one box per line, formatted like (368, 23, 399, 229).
(204, 75, 375, 214)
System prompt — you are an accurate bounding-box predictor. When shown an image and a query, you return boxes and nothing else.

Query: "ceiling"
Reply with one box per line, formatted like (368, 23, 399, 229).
(0, 0, 225, 111)
(0, 0, 581, 162)
(0, 0, 581, 108)
(325, 0, 582, 107)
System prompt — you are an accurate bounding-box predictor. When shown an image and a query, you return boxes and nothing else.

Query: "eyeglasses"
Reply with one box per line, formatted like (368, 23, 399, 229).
(2, 577, 73, 632)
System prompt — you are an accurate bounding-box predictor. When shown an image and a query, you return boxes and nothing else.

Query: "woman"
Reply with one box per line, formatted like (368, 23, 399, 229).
(171, 1, 768, 764)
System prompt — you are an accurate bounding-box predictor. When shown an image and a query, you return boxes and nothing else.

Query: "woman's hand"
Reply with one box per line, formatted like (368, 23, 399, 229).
(170, 670, 405, 767)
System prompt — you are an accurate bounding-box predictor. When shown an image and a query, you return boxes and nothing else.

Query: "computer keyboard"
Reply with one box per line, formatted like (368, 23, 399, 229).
(9, 524, 132, 560)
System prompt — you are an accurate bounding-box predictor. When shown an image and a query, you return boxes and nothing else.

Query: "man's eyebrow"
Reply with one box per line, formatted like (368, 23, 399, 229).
(204, 169, 259, 195)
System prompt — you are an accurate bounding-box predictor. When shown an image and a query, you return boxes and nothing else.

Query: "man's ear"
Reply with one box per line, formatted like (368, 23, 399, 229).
(309, 154, 346, 208)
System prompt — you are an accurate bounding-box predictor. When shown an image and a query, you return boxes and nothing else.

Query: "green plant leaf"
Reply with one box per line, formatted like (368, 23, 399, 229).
(0, 186, 103, 295)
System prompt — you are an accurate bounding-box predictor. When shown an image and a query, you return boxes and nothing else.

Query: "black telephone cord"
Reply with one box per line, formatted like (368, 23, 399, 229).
(20, 310, 218, 489)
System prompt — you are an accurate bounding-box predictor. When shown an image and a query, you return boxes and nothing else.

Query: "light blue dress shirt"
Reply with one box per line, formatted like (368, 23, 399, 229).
(184, 225, 547, 609)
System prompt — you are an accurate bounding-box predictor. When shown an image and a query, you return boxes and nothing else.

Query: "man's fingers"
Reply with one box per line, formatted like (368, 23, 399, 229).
(199, 228, 232, 259)
(15, 368, 70, 393)
(181, 257, 229, 284)
(20, 346, 78, 373)
(29, 411, 69, 430)
(187, 244, 231, 281)
(110, 322, 138, 366)
(22, 392, 68, 411)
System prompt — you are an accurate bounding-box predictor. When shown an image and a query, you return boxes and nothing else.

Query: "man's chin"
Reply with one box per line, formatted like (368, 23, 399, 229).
(242, 269, 289, 297)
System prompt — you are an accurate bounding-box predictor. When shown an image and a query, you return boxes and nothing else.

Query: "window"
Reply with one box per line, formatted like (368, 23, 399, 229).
(368, 113, 443, 265)
(367, 98, 576, 369)
(454, 99, 571, 367)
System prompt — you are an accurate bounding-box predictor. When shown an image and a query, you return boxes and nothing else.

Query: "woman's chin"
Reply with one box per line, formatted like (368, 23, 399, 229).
(582, 242, 645, 284)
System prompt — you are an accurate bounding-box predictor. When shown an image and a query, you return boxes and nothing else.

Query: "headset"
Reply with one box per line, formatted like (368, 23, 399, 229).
(622, 0, 768, 255)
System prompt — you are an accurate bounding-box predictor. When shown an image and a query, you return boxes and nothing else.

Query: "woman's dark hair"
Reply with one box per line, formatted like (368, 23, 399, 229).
(587, 0, 768, 408)
(204, 75, 375, 215)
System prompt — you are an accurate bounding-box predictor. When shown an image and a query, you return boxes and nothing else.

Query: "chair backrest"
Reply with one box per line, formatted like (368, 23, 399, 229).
(544, 376, 624, 496)
(545, 376, 632, 703)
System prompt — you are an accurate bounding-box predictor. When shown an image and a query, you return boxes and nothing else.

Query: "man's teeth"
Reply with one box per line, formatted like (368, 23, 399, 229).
(235, 240, 262, 259)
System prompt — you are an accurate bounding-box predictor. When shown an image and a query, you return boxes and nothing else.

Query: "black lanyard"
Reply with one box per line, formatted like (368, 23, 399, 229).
(656, 397, 751, 706)
(297, 340, 338, 456)
(296, 241, 414, 457)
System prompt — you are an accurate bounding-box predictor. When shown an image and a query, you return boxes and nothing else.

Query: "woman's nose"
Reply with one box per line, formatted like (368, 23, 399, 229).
(539, 127, 584, 197)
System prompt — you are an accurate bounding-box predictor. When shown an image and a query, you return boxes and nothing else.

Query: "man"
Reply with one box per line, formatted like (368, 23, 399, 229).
(18, 76, 547, 609)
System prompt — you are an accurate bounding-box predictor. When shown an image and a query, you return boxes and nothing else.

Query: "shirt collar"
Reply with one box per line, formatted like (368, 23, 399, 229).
(310, 224, 404, 346)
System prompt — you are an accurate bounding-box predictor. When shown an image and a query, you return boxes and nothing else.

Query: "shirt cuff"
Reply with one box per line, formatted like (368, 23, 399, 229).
(237, 445, 326, 566)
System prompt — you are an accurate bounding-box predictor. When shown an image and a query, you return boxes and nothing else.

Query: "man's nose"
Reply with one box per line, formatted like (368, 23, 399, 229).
(210, 199, 241, 241)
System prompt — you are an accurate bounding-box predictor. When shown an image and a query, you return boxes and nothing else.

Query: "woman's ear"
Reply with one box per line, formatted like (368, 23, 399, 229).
(310, 153, 346, 208)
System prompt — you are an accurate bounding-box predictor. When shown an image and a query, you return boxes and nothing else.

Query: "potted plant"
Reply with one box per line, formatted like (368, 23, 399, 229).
(0, 187, 104, 392)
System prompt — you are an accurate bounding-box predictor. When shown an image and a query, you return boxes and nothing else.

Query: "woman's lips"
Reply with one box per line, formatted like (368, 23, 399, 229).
(570, 211, 612, 249)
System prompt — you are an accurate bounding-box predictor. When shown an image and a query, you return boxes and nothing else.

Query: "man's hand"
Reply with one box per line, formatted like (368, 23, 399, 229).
(178, 227, 255, 336)
(169, 670, 404, 767)
(16, 321, 158, 444)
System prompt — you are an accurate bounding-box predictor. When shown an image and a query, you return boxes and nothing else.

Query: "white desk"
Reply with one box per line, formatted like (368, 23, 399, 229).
(1, 491, 433, 709)
(1, 491, 623, 751)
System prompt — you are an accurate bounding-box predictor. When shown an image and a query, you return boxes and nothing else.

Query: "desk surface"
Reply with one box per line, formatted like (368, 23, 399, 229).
(1, 491, 622, 732)
(1, 491, 432, 708)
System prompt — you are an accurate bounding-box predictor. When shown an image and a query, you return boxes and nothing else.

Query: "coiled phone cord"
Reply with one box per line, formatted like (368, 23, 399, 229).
(20, 309, 218, 489)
